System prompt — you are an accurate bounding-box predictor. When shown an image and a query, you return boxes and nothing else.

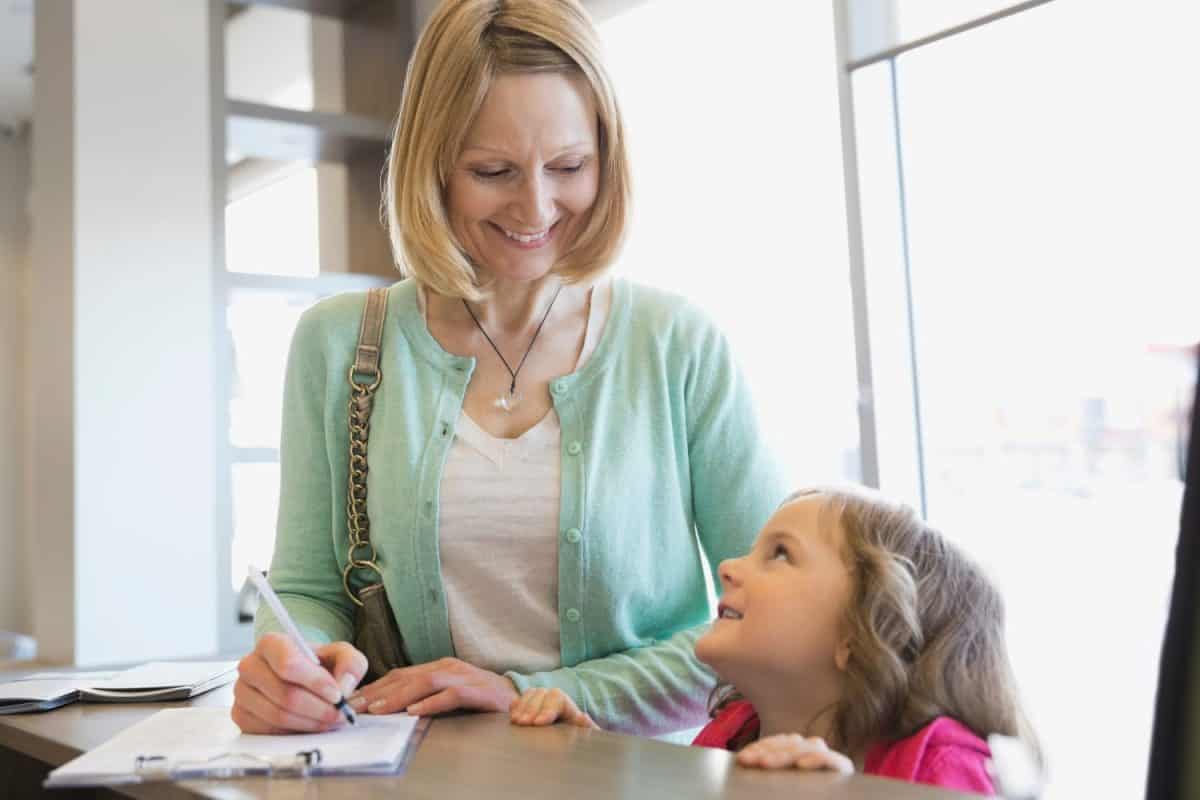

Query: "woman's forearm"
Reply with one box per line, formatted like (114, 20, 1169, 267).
(507, 623, 716, 736)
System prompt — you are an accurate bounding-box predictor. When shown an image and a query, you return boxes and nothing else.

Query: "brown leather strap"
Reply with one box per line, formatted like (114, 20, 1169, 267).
(352, 287, 389, 384)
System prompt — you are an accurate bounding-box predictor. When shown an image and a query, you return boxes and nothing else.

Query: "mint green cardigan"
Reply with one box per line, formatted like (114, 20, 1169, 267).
(256, 277, 788, 735)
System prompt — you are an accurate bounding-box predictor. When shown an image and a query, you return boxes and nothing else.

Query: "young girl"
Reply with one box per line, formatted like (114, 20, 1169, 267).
(509, 487, 1039, 795)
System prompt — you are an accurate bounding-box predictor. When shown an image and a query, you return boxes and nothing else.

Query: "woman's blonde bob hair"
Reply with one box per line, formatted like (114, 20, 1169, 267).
(385, 0, 630, 302)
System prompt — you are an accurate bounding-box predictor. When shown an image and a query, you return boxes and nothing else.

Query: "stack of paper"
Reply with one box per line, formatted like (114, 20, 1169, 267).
(0, 661, 237, 714)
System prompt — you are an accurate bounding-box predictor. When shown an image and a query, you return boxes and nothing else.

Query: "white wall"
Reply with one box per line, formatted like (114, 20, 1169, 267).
(31, 0, 219, 665)
(0, 127, 30, 637)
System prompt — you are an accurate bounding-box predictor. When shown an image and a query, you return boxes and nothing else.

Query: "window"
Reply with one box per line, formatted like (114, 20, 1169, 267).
(846, 1, 1199, 796)
(600, 0, 862, 488)
(225, 168, 320, 279)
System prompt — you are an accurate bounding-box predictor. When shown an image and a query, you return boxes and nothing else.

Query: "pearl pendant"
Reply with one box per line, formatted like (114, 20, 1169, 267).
(494, 390, 522, 413)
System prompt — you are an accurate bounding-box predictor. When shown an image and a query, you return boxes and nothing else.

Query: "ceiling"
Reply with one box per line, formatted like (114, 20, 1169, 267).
(0, 0, 33, 130)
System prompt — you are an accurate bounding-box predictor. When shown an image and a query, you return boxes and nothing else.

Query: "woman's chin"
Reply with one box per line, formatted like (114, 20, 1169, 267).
(473, 247, 560, 284)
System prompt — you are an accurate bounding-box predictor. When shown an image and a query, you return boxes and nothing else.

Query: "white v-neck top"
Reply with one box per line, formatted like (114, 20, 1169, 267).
(419, 283, 608, 673)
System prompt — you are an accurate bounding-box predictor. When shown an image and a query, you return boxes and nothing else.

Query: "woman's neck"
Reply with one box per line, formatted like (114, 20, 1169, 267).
(429, 274, 570, 334)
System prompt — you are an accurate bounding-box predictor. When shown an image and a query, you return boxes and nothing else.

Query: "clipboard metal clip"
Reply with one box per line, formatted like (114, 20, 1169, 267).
(133, 748, 324, 781)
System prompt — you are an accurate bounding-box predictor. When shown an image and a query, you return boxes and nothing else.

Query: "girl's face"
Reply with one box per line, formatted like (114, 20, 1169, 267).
(695, 496, 854, 698)
(445, 71, 601, 284)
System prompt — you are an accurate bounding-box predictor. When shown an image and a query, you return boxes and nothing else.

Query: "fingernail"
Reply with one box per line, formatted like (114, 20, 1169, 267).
(368, 700, 387, 713)
(322, 686, 341, 705)
(340, 674, 359, 697)
(407, 703, 424, 716)
(349, 695, 367, 711)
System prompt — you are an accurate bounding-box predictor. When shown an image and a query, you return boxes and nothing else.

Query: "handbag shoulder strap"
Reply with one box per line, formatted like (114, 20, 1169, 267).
(343, 287, 389, 606)
(352, 287, 389, 384)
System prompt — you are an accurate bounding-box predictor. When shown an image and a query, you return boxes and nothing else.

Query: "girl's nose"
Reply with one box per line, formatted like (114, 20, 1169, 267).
(718, 557, 742, 589)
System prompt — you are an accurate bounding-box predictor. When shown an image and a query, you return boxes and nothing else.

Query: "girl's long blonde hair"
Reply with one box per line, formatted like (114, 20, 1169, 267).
(385, 0, 631, 302)
(712, 486, 1040, 760)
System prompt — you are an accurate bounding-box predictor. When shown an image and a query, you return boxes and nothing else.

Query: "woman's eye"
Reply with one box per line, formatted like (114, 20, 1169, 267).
(770, 544, 789, 562)
(473, 168, 510, 180)
(552, 163, 584, 174)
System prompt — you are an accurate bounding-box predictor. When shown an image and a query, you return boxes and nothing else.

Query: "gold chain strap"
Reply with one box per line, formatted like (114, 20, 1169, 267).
(342, 288, 388, 607)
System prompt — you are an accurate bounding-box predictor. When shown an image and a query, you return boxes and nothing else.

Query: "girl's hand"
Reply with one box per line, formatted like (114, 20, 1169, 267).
(231, 634, 366, 734)
(737, 734, 855, 774)
(347, 657, 518, 716)
(509, 687, 599, 729)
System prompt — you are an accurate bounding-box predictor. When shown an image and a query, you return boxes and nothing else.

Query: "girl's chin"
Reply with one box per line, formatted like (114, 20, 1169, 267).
(693, 635, 721, 668)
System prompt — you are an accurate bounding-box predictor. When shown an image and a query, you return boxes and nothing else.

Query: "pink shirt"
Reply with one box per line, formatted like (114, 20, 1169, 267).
(693, 701, 996, 796)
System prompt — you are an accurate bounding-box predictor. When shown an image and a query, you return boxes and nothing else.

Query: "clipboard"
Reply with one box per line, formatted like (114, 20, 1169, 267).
(44, 707, 431, 787)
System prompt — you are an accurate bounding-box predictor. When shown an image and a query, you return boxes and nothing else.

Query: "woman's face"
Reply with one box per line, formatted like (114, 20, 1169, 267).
(446, 71, 601, 284)
(695, 496, 853, 694)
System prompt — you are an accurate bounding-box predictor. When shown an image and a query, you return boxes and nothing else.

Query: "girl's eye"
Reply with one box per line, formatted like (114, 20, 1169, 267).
(552, 163, 584, 174)
(472, 168, 510, 180)
(770, 544, 790, 562)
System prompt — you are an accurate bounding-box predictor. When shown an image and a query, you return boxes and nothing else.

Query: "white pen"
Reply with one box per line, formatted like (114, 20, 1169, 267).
(247, 565, 358, 726)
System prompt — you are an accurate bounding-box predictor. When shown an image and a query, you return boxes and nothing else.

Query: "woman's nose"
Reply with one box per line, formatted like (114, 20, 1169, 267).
(512, 172, 556, 228)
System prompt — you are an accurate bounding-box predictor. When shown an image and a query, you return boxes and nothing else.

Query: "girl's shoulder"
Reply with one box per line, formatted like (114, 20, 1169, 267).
(865, 717, 995, 795)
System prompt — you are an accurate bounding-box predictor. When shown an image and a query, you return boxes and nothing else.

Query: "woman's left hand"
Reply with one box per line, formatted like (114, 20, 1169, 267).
(736, 734, 855, 774)
(347, 657, 518, 716)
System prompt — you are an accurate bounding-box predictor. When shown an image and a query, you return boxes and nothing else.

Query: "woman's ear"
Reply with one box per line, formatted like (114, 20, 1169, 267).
(835, 637, 851, 672)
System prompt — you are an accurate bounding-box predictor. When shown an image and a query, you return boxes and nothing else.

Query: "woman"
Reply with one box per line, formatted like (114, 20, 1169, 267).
(231, 0, 787, 737)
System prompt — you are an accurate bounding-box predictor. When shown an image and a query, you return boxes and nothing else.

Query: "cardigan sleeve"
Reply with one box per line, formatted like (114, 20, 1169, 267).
(253, 306, 356, 646)
(506, 625, 715, 735)
(682, 309, 790, 573)
(508, 305, 789, 736)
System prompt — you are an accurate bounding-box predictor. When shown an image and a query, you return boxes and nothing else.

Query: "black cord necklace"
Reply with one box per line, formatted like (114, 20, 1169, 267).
(463, 285, 563, 413)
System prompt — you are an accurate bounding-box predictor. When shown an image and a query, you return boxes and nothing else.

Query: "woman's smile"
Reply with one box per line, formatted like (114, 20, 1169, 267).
(491, 219, 561, 250)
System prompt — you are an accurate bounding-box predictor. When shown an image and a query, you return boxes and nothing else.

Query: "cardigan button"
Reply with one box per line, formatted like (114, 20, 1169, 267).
(565, 608, 581, 623)
(551, 379, 567, 396)
(566, 441, 582, 456)
(565, 527, 582, 544)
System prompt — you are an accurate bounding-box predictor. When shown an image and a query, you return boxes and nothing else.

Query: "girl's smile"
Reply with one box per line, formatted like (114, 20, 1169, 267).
(715, 602, 743, 621)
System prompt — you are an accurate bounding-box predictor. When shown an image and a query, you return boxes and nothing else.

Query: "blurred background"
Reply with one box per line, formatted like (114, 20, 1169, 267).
(0, 2, 1196, 797)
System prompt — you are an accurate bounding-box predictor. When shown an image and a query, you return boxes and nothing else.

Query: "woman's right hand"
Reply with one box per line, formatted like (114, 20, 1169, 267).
(231, 632, 368, 734)
(509, 687, 598, 729)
